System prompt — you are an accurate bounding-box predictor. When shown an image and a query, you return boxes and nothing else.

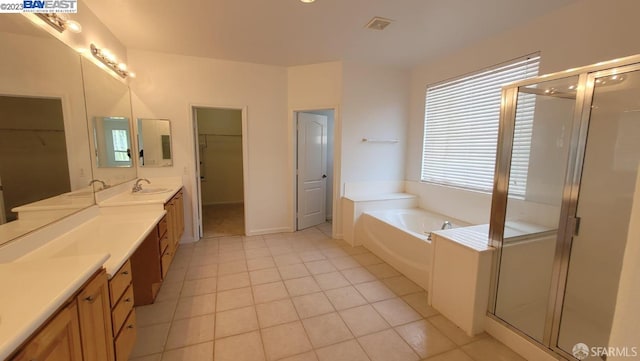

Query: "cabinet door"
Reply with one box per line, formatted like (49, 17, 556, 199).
(175, 191, 184, 240)
(164, 199, 176, 246)
(11, 302, 83, 361)
(77, 269, 115, 361)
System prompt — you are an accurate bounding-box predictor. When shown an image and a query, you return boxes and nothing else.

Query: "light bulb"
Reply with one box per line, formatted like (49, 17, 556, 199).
(65, 20, 82, 33)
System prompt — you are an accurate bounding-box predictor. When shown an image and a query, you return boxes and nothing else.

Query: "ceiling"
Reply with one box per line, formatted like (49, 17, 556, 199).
(83, 0, 577, 69)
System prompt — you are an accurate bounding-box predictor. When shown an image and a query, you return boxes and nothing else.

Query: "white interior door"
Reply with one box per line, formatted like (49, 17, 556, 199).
(297, 112, 328, 230)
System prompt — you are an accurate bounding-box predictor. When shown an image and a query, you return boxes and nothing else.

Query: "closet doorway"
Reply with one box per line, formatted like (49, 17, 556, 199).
(193, 106, 247, 238)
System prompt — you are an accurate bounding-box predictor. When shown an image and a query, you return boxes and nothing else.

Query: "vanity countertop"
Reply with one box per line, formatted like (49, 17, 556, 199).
(0, 254, 109, 361)
(98, 183, 182, 207)
(16, 210, 166, 277)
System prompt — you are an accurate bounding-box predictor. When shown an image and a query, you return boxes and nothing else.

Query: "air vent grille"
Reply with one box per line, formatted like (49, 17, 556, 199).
(365, 17, 392, 31)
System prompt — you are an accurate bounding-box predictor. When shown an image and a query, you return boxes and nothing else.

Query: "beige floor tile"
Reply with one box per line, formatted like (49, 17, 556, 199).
(155, 282, 183, 303)
(273, 253, 302, 266)
(460, 338, 526, 361)
(214, 330, 265, 361)
(160, 342, 213, 361)
(355, 281, 396, 303)
(185, 264, 218, 281)
(353, 253, 384, 266)
(253, 281, 290, 304)
(164, 314, 215, 350)
(219, 242, 244, 253)
(372, 298, 422, 326)
(256, 298, 299, 328)
(320, 247, 350, 259)
(163, 266, 187, 284)
(302, 312, 353, 348)
(244, 238, 268, 249)
(215, 306, 259, 339)
(250, 268, 282, 285)
(292, 292, 335, 319)
(190, 253, 219, 267)
(136, 300, 178, 327)
(261, 321, 313, 361)
(304, 260, 338, 275)
(299, 251, 326, 262)
(341, 245, 369, 256)
(402, 292, 439, 318)
(247, 256, 276, 271)
(216, 287, 254, 311)
(329, 256, 361, 270)
(428, 315, 486, 346)
(366, 263, 401, 279)
(383, 276, 423, 296)
(285, 276, 322, 296)
(217, 260, 248, 275)
(181, 277, 217, 297)
(217, 272, 250, 291)
(130, 354, 162, 361)
(218, 250, 246, 263)
(314, 271, 350, 290)
(173, 293, 216, 320)
(395, 320, 456, 358)
(316, 339, 370, 361)
(278, 264, 311, 280)
(130, 323, 171, 358)
(341, 267, 377, 284)
(339, 304, 390, 336)
(245, 247, 272, 259)
(324, 286, 368, 310)
(358, 329, 420, 361)
(422, 349, 474, 361)
(278, 351, 318, 361)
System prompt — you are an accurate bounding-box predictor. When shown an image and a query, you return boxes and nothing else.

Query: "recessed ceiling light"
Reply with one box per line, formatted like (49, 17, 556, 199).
(300, 0, 315, 3)
(65, 20, 82, 33)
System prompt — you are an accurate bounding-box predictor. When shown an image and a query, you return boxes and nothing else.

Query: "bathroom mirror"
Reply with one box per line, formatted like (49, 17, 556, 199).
(94, 116, 133, 168)
(0, 15, 95, 246)
(81, 56, 137, 185)
(137, 118, 173, 167)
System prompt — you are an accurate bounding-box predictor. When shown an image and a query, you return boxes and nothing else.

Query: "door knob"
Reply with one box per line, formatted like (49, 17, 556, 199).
(322, 175, 327, 178)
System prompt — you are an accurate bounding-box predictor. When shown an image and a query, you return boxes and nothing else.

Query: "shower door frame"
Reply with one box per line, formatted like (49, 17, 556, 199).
(488, 54, 640, 360)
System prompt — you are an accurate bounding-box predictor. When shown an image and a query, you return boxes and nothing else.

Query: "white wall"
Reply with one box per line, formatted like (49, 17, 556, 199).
(129, 50, 289, 240)
(406, 0, 640, 223)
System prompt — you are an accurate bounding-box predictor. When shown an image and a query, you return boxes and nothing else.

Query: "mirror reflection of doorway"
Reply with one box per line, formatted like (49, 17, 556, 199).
(194, 107, 245, 238)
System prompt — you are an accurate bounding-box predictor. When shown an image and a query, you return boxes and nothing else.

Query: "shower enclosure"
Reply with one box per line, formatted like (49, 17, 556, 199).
(489, 55, 640, 360)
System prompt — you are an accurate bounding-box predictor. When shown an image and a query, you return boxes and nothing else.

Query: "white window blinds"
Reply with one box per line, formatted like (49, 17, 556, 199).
(421, 55, 540, 195)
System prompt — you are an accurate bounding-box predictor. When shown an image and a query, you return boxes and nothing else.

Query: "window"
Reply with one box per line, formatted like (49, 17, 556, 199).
(421, 55, 540, 195)
(112, 129, 130, 162)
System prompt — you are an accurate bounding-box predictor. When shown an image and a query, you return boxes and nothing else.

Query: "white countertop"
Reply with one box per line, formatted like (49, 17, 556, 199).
(434, 224, 493, 252)
(99, 184, 181, 207)
(0, 254, 109, 360)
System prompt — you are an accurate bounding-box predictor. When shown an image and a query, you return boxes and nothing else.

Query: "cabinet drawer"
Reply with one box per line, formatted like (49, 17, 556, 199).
(111, 285, 134, 335)
(159, 234, 169, 255)
(114, 310, 136, 361)
(157, 216, 168, 239)
(109, 260, 132, 305)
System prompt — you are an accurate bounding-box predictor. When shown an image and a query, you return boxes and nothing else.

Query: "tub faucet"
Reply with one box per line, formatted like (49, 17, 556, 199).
(89, 179, 109, 190)
(441, 221, 452, 230)
(132, 178, 151, 192)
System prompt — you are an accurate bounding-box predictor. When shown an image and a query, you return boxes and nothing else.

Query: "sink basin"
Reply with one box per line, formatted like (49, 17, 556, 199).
(132, 187, 171, 195)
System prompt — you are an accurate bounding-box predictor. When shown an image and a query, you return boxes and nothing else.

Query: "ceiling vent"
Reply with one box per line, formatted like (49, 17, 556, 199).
(365, 17, 392, 31)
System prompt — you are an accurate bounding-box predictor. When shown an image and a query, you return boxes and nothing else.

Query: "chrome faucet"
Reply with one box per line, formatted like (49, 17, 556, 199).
(88, 179, 109, 190)
(132, 178, 151, 192)
(441, 221, 452, 230)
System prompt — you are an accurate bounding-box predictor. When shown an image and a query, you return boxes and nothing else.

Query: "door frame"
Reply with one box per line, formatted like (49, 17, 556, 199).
(290, 106, 341, 237)
(191, 104, 249, 239)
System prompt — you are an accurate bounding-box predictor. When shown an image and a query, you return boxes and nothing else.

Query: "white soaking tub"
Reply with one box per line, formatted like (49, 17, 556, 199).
(357, 208, 468, 290)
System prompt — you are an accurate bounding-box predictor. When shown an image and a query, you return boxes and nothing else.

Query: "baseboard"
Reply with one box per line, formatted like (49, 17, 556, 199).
(203, 201, 244, 206)
(245, 226, 293, 236)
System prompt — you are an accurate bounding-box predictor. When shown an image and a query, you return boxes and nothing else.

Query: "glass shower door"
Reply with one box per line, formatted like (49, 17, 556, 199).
(494, 76, 580, 342)
(556, 68, 640, 356)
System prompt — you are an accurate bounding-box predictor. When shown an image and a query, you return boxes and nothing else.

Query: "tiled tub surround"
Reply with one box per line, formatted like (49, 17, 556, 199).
(0, 181, 184, 360)
(129, 226, 526, 361)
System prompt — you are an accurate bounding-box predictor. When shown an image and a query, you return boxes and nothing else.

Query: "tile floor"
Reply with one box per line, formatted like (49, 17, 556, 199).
(202, 203, 245, 238)
(129, 224, 527, 361)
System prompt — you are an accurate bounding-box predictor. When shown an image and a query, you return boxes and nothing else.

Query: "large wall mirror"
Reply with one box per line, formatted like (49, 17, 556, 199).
(81, 56, 136, 185)
(137, 118, 173, 167)
(0, 15, 95, 245)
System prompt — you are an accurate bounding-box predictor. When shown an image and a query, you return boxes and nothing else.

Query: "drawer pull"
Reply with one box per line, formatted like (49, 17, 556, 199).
(84, 295, 95, 302)
(127, 324, 135, 329)
(125, 297, 132, 303)
(122, 270, 130, 275)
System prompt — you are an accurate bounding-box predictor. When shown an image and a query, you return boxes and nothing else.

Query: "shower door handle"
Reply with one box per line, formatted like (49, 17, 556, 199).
(322, 175, 327, 178)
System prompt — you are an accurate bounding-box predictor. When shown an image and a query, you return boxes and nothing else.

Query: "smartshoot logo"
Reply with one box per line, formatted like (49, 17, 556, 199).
(573, 343, 638, 360)
(23, 0, 76, 12)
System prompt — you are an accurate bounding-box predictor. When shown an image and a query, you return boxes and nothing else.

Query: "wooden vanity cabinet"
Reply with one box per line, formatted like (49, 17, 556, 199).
(10, 301, 83, 361)
(108, 261, 136, 361)
(161, 189, 184, 276)
(76, 270, 115, 361)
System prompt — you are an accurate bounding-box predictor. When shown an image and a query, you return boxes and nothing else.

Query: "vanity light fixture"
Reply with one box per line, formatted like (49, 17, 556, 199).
(35, 14, 82, 33)
(300, 0, 316, 3)
(90, 43, 134, 79)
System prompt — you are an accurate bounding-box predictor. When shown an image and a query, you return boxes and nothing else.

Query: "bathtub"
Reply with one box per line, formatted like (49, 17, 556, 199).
(357, 208, 468, 291)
